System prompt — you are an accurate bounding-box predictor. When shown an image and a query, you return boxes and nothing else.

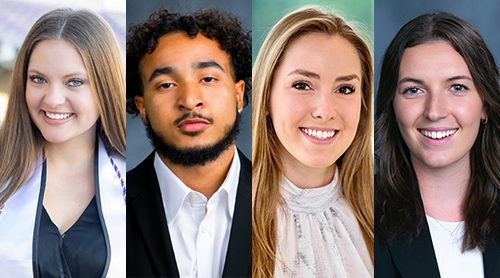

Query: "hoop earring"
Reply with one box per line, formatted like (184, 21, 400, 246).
(482, 117, 488, 124)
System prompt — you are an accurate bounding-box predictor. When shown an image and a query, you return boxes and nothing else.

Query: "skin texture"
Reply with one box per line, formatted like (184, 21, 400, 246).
(269, 33, 362, 189)
(394, 41, 485, 173)
(26, 39, 99, 146)
(26, 39, 98, 234)
(394, 41, 486, 221)
(135, 32, 245, 199)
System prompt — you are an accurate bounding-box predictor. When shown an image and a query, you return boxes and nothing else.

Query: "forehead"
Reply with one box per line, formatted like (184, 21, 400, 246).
(399, 41, 470, 79)
(277, 32, 361, 77)
(138, 32, 231, 78)
(29, 39, 87, 73)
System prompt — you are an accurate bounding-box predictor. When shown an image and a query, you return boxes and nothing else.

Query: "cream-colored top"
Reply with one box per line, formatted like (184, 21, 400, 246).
(274, 167, 373, 278)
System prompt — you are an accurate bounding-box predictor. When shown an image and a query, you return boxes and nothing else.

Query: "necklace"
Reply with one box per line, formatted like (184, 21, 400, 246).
(429, 216, 463, 237)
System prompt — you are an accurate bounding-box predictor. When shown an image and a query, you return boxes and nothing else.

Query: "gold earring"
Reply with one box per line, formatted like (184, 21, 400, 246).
(482, 117, 488, 124)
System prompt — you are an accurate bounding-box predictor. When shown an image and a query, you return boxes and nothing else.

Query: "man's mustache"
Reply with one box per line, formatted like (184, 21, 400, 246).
(173, 112, 214, 126)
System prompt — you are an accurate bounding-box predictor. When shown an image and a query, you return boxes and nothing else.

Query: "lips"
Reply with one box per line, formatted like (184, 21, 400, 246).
(45, 111, 73, 120)
(177, 118, 210, 133)
(418, 128, 458, 140)
(301, 128, 336, 140)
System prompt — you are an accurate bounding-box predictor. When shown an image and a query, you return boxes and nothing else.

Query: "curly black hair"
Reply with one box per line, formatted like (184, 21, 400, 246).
(126, 8, 252, 115)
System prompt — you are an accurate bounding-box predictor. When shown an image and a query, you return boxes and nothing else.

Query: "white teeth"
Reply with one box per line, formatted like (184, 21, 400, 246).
(420, 129, 457, 139)
(301, 128, 336, 140)
(45, 112, 72, 120)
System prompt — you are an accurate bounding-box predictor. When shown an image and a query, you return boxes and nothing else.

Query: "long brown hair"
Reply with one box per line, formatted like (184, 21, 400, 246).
(375, 12, 500, 251)
(0, 8, 126, 207)
(252, 6, 374, 277)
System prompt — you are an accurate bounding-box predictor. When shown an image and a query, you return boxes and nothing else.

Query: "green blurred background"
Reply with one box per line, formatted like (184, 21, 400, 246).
(252, 0, 374, 64)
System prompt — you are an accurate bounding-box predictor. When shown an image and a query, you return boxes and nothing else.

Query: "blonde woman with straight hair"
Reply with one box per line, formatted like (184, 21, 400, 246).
(0, 8, 126, 277)
(252, 6, 374, 277)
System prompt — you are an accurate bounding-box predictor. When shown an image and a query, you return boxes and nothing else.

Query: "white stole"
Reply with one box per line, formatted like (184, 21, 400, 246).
(0, 139, 126, 277)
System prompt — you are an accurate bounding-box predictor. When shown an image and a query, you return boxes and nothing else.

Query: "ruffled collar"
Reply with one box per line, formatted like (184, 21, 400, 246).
(281, 166, 340, 212)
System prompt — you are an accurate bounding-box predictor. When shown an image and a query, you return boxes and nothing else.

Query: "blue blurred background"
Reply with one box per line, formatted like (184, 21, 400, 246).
(252, 0, 374, 64)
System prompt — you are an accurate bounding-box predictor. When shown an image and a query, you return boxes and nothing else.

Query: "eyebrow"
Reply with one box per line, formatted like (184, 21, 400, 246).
(287, 69, 320, 79)
(147, 61, 225, 84)
(336, 74, 360, 82)
(287, 69, 360, 82)
(398, 75, 473, 86)
(446, 75, 472, 82)
(398, 77, 425, 86)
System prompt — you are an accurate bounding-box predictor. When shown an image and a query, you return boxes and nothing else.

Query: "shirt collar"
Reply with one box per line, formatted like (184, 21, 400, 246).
(154, 146, 241, 224)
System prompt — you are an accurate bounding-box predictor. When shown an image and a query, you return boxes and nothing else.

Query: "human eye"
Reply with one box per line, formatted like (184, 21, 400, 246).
(337, 85, 356, 95)
(292, 81, 311, 91)
(200, 77, 217, 83)
(402, 87, 423, 96)
(29, 75, 46, 85)
(157, 82, 175, 90)
(450, 84, 468, 93)
(67, 78, 84, 87)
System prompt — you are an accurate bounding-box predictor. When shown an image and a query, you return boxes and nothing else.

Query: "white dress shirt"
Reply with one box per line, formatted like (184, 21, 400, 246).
(426, 215, 484, 278)
(154, 148, 240, 278)
(274, 167, 373, 278)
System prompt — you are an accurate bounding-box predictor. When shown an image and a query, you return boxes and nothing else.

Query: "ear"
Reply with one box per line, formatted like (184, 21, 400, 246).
(482, 109, 488, 119)
(134, 95, 148, 126)
(235, 80, 245, 112)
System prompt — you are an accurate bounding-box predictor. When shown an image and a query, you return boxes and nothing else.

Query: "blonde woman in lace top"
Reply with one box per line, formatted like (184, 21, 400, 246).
(252, 6, 374, 277)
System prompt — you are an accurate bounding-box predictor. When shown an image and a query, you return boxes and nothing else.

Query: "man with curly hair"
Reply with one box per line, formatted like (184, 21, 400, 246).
(126, 8, 252, 278)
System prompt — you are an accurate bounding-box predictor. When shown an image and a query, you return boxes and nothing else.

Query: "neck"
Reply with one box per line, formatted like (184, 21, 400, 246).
(44, 128, 96, 174)
(159, 144, 236, 200)
(279, 145, 335, 189)
(412, 154, 470, 222)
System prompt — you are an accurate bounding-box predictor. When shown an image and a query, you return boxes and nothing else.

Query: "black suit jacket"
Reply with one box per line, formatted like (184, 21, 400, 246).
(375, 179, 500, 278)
(126, 150, 252, 277)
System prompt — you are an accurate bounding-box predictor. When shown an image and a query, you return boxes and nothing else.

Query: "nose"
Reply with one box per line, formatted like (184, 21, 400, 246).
(311, 91, 337, 121)
(43, 84, 66, 108)
(176, 82, 203, 111)
(423, 92, 448, 121)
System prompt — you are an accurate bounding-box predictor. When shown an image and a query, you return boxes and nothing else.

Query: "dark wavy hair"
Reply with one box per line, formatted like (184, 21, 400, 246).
(126, 8, 252, 115)
(375, 12, 500, 251)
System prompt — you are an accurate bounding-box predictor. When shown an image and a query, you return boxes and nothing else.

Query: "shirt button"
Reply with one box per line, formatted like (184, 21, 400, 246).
(202, 225, 208, 233)
(191, 194, 199, 201)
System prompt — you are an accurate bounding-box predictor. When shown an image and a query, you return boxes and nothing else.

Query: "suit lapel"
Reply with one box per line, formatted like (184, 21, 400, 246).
(130, 153, 180, 277)
(389, 221, 441, 278)
(222, 151, 252, 277)
(483, 239, 500, 278)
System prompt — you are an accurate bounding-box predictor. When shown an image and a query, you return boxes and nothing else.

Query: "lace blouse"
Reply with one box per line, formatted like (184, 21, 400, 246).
(274, 168, 373, 277)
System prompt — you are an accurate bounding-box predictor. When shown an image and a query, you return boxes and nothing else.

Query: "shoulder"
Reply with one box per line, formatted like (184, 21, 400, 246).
(127, 152, 156, 198)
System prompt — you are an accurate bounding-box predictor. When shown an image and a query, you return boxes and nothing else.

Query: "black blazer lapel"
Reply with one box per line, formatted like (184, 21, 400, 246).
(484, 239, 500, 278)
(222, 150, 252, 277)
(388, 222, 440, 278)
(127, 152, 180, 277)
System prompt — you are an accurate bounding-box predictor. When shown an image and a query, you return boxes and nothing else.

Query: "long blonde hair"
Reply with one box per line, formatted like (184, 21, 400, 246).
(252, 6, 374, 277)
(0, 8, 126, 207)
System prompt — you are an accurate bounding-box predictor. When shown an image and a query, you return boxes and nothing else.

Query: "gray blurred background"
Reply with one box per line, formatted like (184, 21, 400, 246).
(126, 0, 252, 170)
(374, 0, 500, 100)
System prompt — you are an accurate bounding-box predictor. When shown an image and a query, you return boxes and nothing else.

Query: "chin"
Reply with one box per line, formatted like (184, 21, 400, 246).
(298, 156, 337, 169)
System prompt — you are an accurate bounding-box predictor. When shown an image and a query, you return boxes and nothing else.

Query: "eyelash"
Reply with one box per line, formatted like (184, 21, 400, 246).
(29, 75, 46, 84)
(450, 84, 468, 92)
(292, 81, 311, 91)
(402, 84, 469, 95)
(337, 85, 355, 95)
(67, 78, 84, 87)
(29, 75, 84, 88)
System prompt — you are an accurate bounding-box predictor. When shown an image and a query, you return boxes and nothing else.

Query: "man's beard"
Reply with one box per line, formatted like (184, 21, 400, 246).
(145, 113, 241, 167)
